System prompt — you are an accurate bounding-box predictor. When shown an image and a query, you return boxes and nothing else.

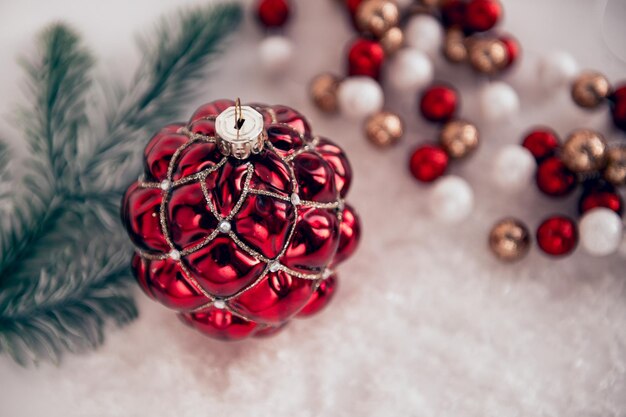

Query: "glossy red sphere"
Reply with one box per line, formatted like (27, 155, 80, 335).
(409, 145, 449, 183)
(122, 100, 360, 341)
(256, 0, 291, 28)
(440, 0, 467, 28)
(499, 35, 519, 67)
(419, 85, 459, 123)
(522, 128, 560, 161)
(298, 274, 338, 317)
(464, 0, 502, 32)
(536, 157, 577, 197)
(536, 215, 578, 256)
(347, 38, 385, 80)
(610, 85, 626, 132)
(578, 181, 623, 215)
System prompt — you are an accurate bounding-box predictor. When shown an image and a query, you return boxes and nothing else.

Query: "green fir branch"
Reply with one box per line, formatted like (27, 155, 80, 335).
(84, 2, 242, 192)
(0, 2, 242, 366)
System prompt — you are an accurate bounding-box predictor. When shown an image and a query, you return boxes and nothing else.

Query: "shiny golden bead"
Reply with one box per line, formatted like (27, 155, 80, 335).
(571, 71, 612, 108)
(355, 0, 400, 38)
(364, 111, 404, 147)
(443, 28, 467, 63)
(439, 120, 479, 158)
(488, 218, 531, 262)
(561, 129, 607, 173)
(309, 73, 341, 114)
(379, 27, 404, 56)
(468, 38, 508, 75)
(603, 145, 626, 186)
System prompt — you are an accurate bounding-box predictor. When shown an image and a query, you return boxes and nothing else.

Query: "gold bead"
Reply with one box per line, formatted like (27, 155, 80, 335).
(488, 218, 531, 262)
(603, 145, 626, 186)
(364, 111, 404, 147)
(309, 73, 341, 114)
(467, 38, 508, 75)
(379, 27, 404, 56)
(561, 129, 607, 173)
(571, 71, 612, 108)
(443, 28, 467, 64)
(439, 120, 479, 158)
(355, 0, 400, 38)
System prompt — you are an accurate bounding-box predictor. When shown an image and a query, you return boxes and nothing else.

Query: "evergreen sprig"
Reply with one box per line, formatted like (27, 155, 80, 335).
(0, 2, 242, 366)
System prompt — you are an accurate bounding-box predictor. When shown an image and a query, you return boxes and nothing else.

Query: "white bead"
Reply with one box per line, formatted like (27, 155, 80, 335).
(269, 261, 281, 273)
(258, 35, 294, 76)
(428, 175, 474, 223)
(160, 179, 171, 191)
(479, 82, 520, 122)
(168, 249, 181, 261)
(404, 14, 443, 56)
(290, 193, 301, 206)
(385, 48, 433, 91)
(537, 51, 578, 90)
(218, 220, 231, 233)
(213, 299, 226, 309)
(337, 76, 384, 119)
(579, 208, 623, 257)
(492, 145, 536, 193)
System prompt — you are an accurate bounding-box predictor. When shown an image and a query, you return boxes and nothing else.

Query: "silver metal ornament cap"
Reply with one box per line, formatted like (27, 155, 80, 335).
(215, 99, 266, 160)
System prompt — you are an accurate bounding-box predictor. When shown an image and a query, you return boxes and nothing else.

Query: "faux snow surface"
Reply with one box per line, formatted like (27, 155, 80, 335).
(1, 1, 626, 416)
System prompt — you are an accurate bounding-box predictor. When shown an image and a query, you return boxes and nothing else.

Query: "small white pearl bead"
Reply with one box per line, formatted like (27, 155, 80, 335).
(258, 35, 294, 76)
(338, 76, 384, 119)
(428, 175, 474, 223)
(480, 82, 520, 122)
(218, 220, 231, 233)
(404, 14, 443, 57)
(579, 208, 623, 257)
(537, 51, 578, 90)
(213, 300, 226, 309)
(385, 48, 433, 92)
(168, 249, 181, 261)
(492, 145, 536, 193)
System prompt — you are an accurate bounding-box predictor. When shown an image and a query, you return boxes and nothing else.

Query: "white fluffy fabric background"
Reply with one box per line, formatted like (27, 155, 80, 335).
(1, 0, 626, 416)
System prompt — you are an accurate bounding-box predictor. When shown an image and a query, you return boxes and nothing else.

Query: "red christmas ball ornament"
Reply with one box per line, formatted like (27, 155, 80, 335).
(409, 144, 449, 183)
(535, 156, 577, 197)
(347, 38, 385, 80)
(440, 0, 467, 28)
(609, 84, 626, 132)
(499, 35, 520, 68)
(122, 99, 360, 341)
(345, 0, 363, 16)
(578, 181, 623, 215)
(256, 0, 291, 28)
(536, 215, 578, 256)
(522, 128, 560, 162)
(419, 85, 459, 123)
(464, 0, 502, 33)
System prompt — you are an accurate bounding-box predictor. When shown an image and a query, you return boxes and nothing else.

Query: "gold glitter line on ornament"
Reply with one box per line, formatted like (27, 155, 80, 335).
(177, 258, 215, 300)
(224, 163, 254, 221)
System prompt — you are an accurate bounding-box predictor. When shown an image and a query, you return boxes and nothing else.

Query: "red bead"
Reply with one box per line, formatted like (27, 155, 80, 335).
(522, 128, 560, 162)
(282, 207, 341, 274)
(179, 308, 259, 341)
(256, 0, 291, 28)
(297, 274, 339, 317)
(409, 145, 449, 183)
(121, 183, 169, 253)
(347, 38, 385, 80)
(143, 126, 187, 181)
(578, 181, 623, 215)
(315, 138, 353, 198)
(132, 255, 208, 311)
(535, 157, 577, 197)
(609, 84, 626, 132)
(440, 0, 467, 28)
(345, 0, 363, 16)
(464, 0, 502, 33)
(499, 35, 519, 67)
(419, 85, 459, 123)
(293, 152, 338, 203)
(536, 215, 578, 256)
(333, 204, 361, 266)
(230, 271, 316, 325)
